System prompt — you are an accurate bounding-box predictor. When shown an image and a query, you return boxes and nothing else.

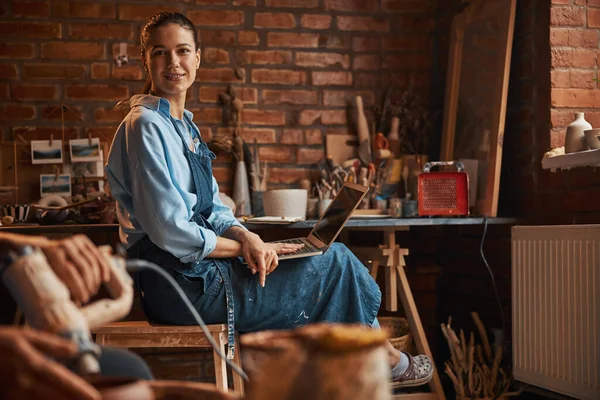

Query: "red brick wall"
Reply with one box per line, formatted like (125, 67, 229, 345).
(0, 0, 438, 194)
(502, 0, 600, 224)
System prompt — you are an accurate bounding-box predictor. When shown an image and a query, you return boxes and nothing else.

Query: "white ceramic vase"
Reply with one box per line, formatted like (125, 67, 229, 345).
(565, 112, 592, 153)
(233, 161, 252, 217)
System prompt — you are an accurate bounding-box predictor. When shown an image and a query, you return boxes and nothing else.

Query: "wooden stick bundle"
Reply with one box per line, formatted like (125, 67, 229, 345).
(440, 312, 519, 399)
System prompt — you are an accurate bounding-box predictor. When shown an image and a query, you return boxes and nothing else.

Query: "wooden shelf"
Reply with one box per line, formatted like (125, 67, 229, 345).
(541, 149, 600, 170)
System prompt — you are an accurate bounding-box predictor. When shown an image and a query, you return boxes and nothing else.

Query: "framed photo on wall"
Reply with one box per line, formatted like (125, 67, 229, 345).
(70, 138, 102, 162)
(31, 140, 63, 164)
(40, 174, 71, 197)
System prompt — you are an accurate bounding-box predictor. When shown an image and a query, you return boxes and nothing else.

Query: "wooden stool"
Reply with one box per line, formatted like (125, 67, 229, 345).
(93, 321, 244, 396)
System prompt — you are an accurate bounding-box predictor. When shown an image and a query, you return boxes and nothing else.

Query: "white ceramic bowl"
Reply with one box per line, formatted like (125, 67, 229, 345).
(584, 129, 600, 150)
(262, 189, 307, 218)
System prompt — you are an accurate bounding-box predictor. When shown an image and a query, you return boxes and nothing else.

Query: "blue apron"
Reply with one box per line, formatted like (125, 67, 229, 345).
(129, 115, 382, 360)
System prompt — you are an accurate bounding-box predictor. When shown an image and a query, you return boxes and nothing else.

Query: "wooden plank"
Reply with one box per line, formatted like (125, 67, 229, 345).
(93, 321, 226, 334)
(213, 331, 228, 392)
(99, 333, 213, 348)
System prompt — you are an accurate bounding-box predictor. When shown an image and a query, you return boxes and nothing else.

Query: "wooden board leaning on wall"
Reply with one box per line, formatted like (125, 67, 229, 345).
(0, 141, 109, 206)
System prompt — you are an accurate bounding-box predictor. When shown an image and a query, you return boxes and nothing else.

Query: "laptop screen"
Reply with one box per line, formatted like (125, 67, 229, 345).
(312, 184, 366, 246)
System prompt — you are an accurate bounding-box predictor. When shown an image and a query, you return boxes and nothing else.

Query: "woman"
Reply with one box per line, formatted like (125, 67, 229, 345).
(105, 11, 432, 388)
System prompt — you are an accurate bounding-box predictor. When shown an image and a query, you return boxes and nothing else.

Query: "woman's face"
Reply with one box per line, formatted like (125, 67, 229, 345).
(145, 23, 200, 100)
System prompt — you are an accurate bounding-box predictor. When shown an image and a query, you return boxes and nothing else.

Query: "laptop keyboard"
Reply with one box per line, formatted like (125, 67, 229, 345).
(274, 238, 320, 255)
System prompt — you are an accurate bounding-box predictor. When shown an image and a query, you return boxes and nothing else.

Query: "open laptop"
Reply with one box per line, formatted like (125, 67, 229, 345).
(259, 181, 369, 261)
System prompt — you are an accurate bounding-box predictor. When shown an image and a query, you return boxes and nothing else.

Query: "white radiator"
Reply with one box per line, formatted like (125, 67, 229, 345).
(512, 225, 600, 400)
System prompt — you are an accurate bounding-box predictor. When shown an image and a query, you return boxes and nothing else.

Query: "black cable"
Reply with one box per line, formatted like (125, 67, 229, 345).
(124, 259, 248, 381)
(479, 216, 506, 342)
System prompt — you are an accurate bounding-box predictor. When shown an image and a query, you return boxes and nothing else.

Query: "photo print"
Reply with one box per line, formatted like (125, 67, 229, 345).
(40, 174, 71, 197)
(70, 138, 102, 162)
(31, 140, 63, 164)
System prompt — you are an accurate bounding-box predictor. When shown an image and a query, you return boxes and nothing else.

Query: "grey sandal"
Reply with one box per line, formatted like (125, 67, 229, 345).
(390, 352, 434, 389)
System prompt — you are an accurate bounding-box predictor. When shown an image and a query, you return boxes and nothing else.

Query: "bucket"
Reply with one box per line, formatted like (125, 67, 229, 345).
(262, 189, 307, 218)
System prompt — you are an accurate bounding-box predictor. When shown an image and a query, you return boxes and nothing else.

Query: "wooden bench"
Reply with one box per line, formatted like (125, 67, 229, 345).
(93, 321, 244, 396)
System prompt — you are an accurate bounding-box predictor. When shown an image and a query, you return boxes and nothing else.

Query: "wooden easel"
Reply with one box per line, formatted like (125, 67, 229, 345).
(369, 227, 446, 400)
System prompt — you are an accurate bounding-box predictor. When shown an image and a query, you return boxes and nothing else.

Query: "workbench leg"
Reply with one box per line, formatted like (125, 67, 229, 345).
(370, 259, 379, 280)
(380, 232, 399, 312)
(395, 258, 445, 400)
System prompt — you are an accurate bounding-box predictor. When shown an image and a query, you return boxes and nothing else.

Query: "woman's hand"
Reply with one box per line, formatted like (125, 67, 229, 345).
(239, 232, 303, 287)
(0, 327, 101, 400)
(41, 234, 111, 304)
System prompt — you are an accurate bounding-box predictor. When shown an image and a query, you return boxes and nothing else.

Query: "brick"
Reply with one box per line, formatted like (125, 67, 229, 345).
(551, 48, 597, 68)
(197, 0, 227, 4)
(353, 54, 380, 70)
(550, 6, 586, 27)
(0, 63, 17, 79)
(190, 108, 222, 124)
(382, 0, 435, 13)
(352, 37, 381, 52)
(91, 63, 110, 79)
(299, 109, 347, 125)
(196, 68, 242, 83)
(241, 128, 276, 143)
(296, 52, 350, 69)
(65, 85, 129, 101)
(188, 10, 244, 27)
(0, 83, 8, 100)
(323, 90, 374, 107)
(199, 86, 257, 104)
(202, 48, 230, 64)
(237, 50, 292, 65)
(268, 167, 315, 184)
(550, 28, 599, 48)
(112, 65, 143, 80)
(12, 126, 78, 142)
(263, 89, 317, 105)
(0, 105, 35, 121)
(395, 15, 435, 31)
(301, 14, 331, 30)
(233, 0, 256, 5)
(23, 63, 86, 79)
(354, 72, 380, 88)
(551, 69, 596, 89)
(383, 53, 431, 69)
(252, 69, 306, 85)
(239, 31, 260, 46)
(41, 105, 83, 121)
(243, 109, 286, 125)
(42, 42, 104, 60)
(297, 148, 324, 164)
(265, 0, 318, 7)
(551, 88, 600, 108)
(111, 43, 141, 62)
(281, 129, 303, 145)
(69, 23, 133, 40)
(0, 22, 61, 38)
(337, 16, 389, 32)
(305, 129, 322, 145)
(255, 13, 296, 29)
(118, 5, 178, 21)
(382, 36, 430, 51)
(55, 2, 115, 18)
(94, 108, 127, 123)
(202, 30, 236, 46)
(0, 43, 34, 59)
(312, 71, 352, 86)
(319, 34, 351, 49)
(325, 0, 377, 12)
(268, 32, 319, 48)
(12, 84, 57, 101)
(13, 1, 51, 17)
(589, 8, 600, 28)
(258, 146, 295, 163)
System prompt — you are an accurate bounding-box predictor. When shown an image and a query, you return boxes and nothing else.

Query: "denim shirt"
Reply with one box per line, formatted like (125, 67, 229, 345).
(105, 94, 246, 270)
